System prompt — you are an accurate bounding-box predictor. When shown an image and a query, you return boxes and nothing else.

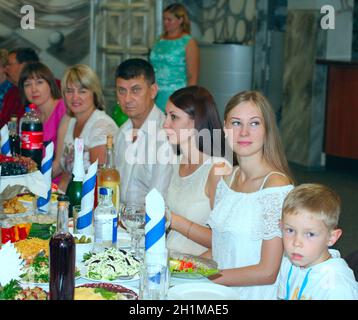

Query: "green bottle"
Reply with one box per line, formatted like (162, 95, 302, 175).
(65, 138, 84, 218)
(112, 103, 128, 128)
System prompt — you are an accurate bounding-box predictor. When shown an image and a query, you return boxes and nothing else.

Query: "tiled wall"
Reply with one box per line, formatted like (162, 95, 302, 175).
(0, 0, 90, 80)
(164, 0, 256, 44)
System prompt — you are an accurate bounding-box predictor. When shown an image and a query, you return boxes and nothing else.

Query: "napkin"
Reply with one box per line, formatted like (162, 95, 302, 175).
(37, 142, 54, 214)
(0, 124, 11, 156)
(0, 242, 24, 286)
(77, 159, 98, 235)
(0, 171, 47, 198)
(145, 188, 166, 266)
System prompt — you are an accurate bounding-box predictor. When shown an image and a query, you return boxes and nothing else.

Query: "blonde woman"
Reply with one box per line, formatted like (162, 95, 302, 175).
(170, 91, 294, 299)
(52, 64, 118, 192)
(149, 3, 200, 111)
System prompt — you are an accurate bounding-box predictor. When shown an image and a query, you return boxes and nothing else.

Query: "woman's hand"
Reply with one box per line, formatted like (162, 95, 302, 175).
(89, 144, 107, 165)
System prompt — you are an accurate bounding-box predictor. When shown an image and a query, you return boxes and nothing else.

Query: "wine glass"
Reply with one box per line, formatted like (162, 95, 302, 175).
(120, 203, 146, 258)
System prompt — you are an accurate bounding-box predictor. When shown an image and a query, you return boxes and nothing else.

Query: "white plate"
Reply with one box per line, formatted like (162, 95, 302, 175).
(78, 264, 140, 283)
(0, 211, 33, 218)
(167, 282, 238, 300)
(80, 273, 140, 284)
(20, 281, 49, 290)
(20, 276, 82, 289)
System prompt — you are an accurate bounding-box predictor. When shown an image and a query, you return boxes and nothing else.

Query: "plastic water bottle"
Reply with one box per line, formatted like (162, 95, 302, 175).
(94, 187, 118, 251)
(20, 103, 43, 169)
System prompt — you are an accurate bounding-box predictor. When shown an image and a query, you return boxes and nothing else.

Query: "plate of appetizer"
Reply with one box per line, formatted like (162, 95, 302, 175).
(169, 251, 219, 279)
(75, 283, 138, 300)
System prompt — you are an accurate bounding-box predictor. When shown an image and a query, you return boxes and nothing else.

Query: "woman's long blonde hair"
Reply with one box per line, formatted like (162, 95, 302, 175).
(62, 64, 105, 116)
(164, 3, 191, 34)
(224, 90, 294, 183)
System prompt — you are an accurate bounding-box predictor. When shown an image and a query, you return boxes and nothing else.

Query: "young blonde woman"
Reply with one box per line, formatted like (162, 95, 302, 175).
(149, 3, 200, 111)
(52, 64, 118, 192)
(170, 91, 294, 299)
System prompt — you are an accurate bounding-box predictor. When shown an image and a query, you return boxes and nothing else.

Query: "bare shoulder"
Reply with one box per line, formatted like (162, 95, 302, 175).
(263, 173, 292, 188)
(186, 37, 198, 49)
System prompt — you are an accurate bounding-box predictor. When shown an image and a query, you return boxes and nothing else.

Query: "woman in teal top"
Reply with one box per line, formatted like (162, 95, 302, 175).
(150, 3, 200, 111)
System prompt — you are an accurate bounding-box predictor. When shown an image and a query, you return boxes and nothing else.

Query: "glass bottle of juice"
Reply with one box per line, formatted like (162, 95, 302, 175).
(49, 195, 75, 300)
(97, 135, 120, 214)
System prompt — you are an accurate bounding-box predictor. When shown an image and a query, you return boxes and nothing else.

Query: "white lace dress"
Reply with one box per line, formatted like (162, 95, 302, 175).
(207, 171, 293, 300)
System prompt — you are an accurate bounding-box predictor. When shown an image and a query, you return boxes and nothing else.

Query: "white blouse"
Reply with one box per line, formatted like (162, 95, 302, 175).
(166, 156, 225, 256)
(60, 110, 118, 174)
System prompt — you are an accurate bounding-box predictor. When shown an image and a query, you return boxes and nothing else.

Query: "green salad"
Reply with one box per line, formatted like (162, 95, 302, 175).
(20, 255, 80, 283)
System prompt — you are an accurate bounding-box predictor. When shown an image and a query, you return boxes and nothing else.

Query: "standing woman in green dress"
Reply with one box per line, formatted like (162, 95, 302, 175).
(149, 3, 200, 112)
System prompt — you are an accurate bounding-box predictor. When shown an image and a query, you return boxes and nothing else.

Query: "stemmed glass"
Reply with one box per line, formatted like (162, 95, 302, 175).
(120, 203, 146, 259)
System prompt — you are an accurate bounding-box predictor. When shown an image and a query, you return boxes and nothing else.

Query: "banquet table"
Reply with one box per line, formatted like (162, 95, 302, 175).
(0, 216, 238, 300)
(74, 227, 214, 300)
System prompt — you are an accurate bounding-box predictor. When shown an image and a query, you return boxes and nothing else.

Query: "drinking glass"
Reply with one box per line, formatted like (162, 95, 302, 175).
(120, 203, 146, 258)
(139, 264, 167, 300)
(72, 205, 81, 234)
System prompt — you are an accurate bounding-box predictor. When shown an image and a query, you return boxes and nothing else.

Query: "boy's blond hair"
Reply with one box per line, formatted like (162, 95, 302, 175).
(282, 183, 341, 230)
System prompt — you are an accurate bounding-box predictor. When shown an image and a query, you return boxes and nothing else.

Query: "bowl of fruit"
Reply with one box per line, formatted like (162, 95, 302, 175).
(0, 155, 37, 176)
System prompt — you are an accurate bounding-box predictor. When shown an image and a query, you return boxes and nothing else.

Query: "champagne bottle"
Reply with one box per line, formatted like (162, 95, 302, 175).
(65, 138, 85, 218)
(112, 102, 128, 128)
(97, 135, 120, 213)
(49, 195, 75, 300)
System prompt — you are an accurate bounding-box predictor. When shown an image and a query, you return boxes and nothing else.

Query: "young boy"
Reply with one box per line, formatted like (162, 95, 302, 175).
(278, 183, 358, 300)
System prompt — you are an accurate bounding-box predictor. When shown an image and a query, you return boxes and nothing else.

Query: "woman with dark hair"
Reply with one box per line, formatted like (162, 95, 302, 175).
(18, 62, 65, 171)
(163, 86, 231, 256)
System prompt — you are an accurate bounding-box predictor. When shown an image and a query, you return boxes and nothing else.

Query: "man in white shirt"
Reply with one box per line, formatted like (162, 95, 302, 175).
(114, 58, 173, 205)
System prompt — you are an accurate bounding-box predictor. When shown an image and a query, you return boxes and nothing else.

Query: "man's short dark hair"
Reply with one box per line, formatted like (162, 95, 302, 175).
(115, 58, 155, 84)
(10, 47, 39, 64)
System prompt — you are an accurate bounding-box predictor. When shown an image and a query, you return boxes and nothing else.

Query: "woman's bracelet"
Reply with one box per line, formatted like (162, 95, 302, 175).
(186, 221, 194, 238)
